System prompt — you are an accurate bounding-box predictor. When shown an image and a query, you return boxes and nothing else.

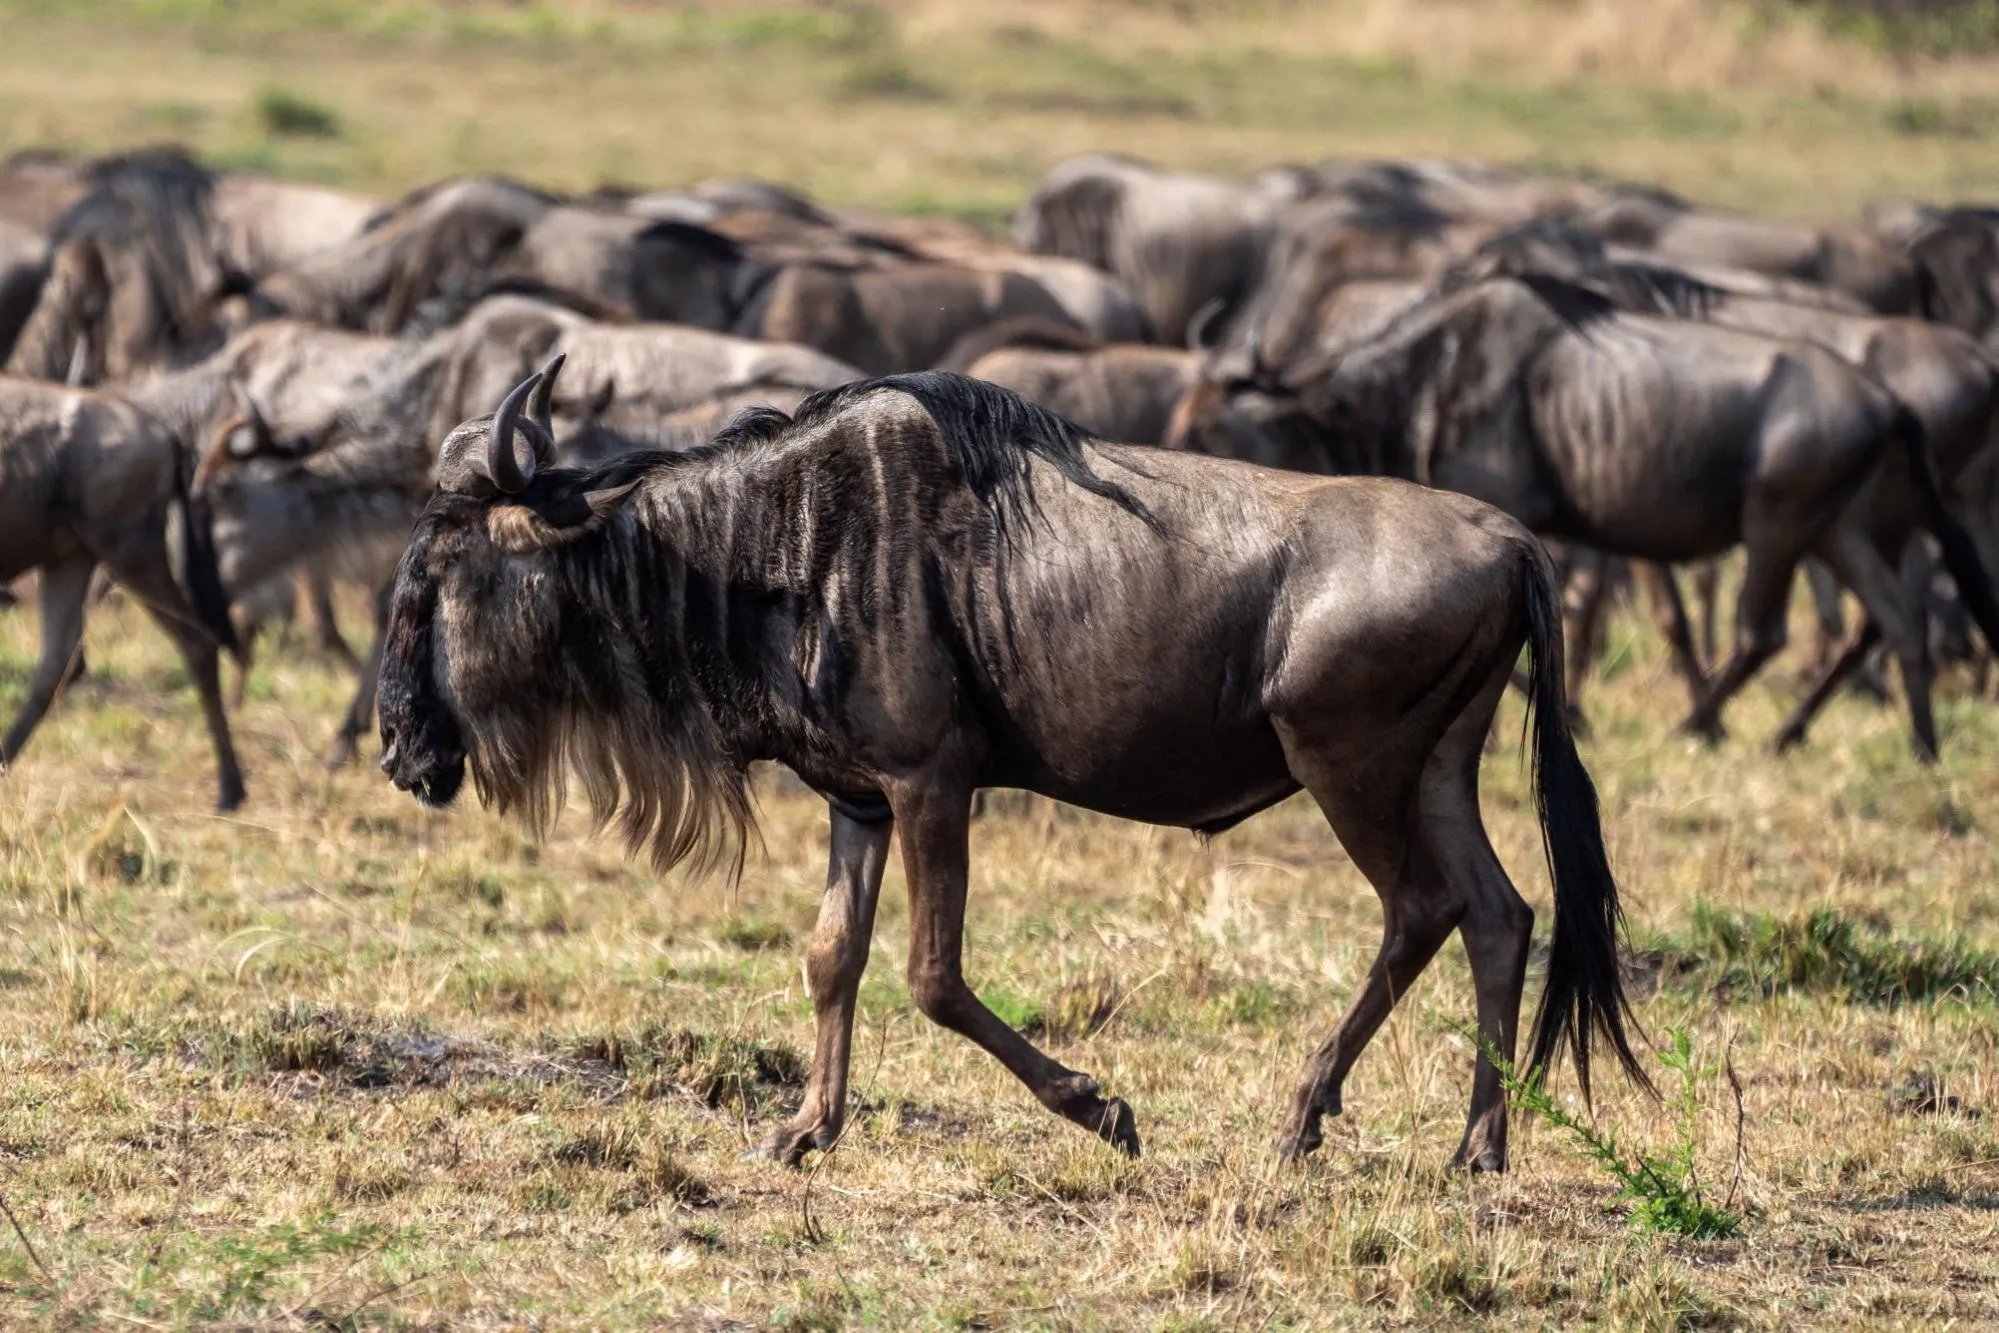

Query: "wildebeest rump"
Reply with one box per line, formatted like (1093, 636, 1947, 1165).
(941, 319, 1195, 445)
(375, 363, 1648, 1170)
(0, 375, 245, 808)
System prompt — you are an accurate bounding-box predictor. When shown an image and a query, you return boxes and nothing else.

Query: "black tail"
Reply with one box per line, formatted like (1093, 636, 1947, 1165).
(168, 441, 244, 663)
(1520, 546, 1652, 1100)
(1896, 407, 1999, 657)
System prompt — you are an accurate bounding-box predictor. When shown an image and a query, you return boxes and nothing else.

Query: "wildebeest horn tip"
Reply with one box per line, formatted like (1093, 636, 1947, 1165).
(489, 369, 542, 494)
(528, 352, 565, 436)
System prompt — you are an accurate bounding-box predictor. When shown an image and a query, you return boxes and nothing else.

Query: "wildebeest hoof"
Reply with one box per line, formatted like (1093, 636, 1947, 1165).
(745, 1121, 835, 1169)
(1095, 1097, 1141, 1156)
(321, 735, 358, 771)
(1677, 716, 1726, 745)
(216, 782, 246, 814)
(1770, 726, 1806, 754)
(1274, 1128, 1322, 1162)
(1448, 1145, 1507, 1174)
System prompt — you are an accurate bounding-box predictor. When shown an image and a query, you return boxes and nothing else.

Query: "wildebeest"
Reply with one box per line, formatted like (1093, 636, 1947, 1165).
(734, 259, 1108, 376)
(940, 320, 1195, 445)
(1167, 274, 1996, 757)
(1013, 155, 1303, 345)
(5, 149, 377, 385)
(0, 375, 244, 808)
(1576, 186, 1919, 314)
(375, 361, 1647, 1170)
(1450, 220, 1999, 732)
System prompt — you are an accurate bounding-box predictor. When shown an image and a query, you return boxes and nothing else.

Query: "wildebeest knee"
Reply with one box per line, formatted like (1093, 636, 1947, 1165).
(804, 932, 863, 1003)
(1737, 616, 1788, 659)
(907, 964, 970, 1027)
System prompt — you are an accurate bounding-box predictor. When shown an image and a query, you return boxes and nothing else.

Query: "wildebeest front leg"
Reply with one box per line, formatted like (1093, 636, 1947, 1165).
(323, 582, 391, 770)
(0, 556, 94, 771)
(751, 807, 893, 1167)
(896, 785, 1140, 1154)
(1634, 563, 1708, 712)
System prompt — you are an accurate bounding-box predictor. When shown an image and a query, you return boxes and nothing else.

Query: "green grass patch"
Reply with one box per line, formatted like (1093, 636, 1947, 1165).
(1662, 905, 1999, 1004)
(252, 86, 340, 138)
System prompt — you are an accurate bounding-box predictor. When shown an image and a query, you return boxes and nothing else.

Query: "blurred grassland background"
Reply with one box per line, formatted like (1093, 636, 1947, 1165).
(5, 0, 1999, 227)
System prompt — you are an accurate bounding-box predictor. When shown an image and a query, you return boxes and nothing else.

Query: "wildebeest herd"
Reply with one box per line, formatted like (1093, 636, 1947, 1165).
(6, 145, 1999, 1167)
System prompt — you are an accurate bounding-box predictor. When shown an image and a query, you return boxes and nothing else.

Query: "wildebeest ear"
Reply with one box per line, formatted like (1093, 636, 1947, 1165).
(580, 479, 640, 521)
(485, 481, 640, 552)
(638, 219, 744, 265)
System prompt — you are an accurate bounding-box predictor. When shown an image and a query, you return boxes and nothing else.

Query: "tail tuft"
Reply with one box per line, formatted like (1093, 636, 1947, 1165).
(1521, 544, 1652, 1101)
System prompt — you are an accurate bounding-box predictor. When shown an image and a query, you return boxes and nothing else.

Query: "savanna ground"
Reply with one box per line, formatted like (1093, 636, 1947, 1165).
(5, 1, 1999, 1327)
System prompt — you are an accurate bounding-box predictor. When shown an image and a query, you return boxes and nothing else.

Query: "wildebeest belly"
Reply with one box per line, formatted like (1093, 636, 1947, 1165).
(985, 701, 1297, 831)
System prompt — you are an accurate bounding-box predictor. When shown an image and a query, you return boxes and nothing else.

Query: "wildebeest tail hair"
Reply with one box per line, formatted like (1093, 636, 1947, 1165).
(169, 439, 244, 662)
(1520, 541, 1652, 1102)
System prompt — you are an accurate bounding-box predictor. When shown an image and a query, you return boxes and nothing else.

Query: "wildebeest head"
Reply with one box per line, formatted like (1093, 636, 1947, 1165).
(376, 361, 566, 809)
(1162, 353, 1331, 472)
(377, 354, 751, 876)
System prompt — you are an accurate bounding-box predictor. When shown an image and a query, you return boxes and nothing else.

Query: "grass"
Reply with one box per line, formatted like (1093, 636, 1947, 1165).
(4, 2, 1999, 223)
(1493, 1028, 1744, 1241)
(4, 563, 1999, 1329)
(3, 0, 1999, 1324)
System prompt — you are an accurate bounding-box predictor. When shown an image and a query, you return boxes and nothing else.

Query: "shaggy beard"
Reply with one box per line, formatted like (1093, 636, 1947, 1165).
(464, 693, 754, 883)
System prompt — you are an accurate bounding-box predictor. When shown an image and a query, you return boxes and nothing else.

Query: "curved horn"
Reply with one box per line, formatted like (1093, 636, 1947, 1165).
(526, 352, 565, 438)
(64, 333, 91, 388)
(1186, 297, 1225, 353)
(487, 370, 543, 495)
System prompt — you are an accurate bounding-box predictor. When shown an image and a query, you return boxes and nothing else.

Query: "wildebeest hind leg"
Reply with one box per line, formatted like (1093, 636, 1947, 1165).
(1680, 543, 1801, 743)
(1774, 620, 1883, 753)
(139, 601, 247, 811)
(0, 556, 94, 773)
(1421, 665, 1533, 1173)
(894, 780, 1140, 1154)
(750, 808, 892, 1167)
(1272, 739, 1458, 1162)
(1816, 529, 1937, 761)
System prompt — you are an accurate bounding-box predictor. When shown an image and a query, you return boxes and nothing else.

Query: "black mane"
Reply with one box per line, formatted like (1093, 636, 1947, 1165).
(705, 371, 1159, 536)
(1512, 272, 1621, 331)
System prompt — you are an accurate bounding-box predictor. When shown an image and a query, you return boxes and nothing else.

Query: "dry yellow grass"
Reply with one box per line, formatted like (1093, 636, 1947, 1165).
(3, 0, 1999, 223)
(4, 2, 1999, 1327)
(2, 579, 1997, 1327)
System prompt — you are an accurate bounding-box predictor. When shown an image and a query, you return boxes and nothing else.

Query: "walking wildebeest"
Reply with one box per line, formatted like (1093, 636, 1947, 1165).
(1166, 273, 1998, 758)
(375, 361, 1649, 1170)
(1448, 220, 1999, 736)
(0, 375, 245, 808)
